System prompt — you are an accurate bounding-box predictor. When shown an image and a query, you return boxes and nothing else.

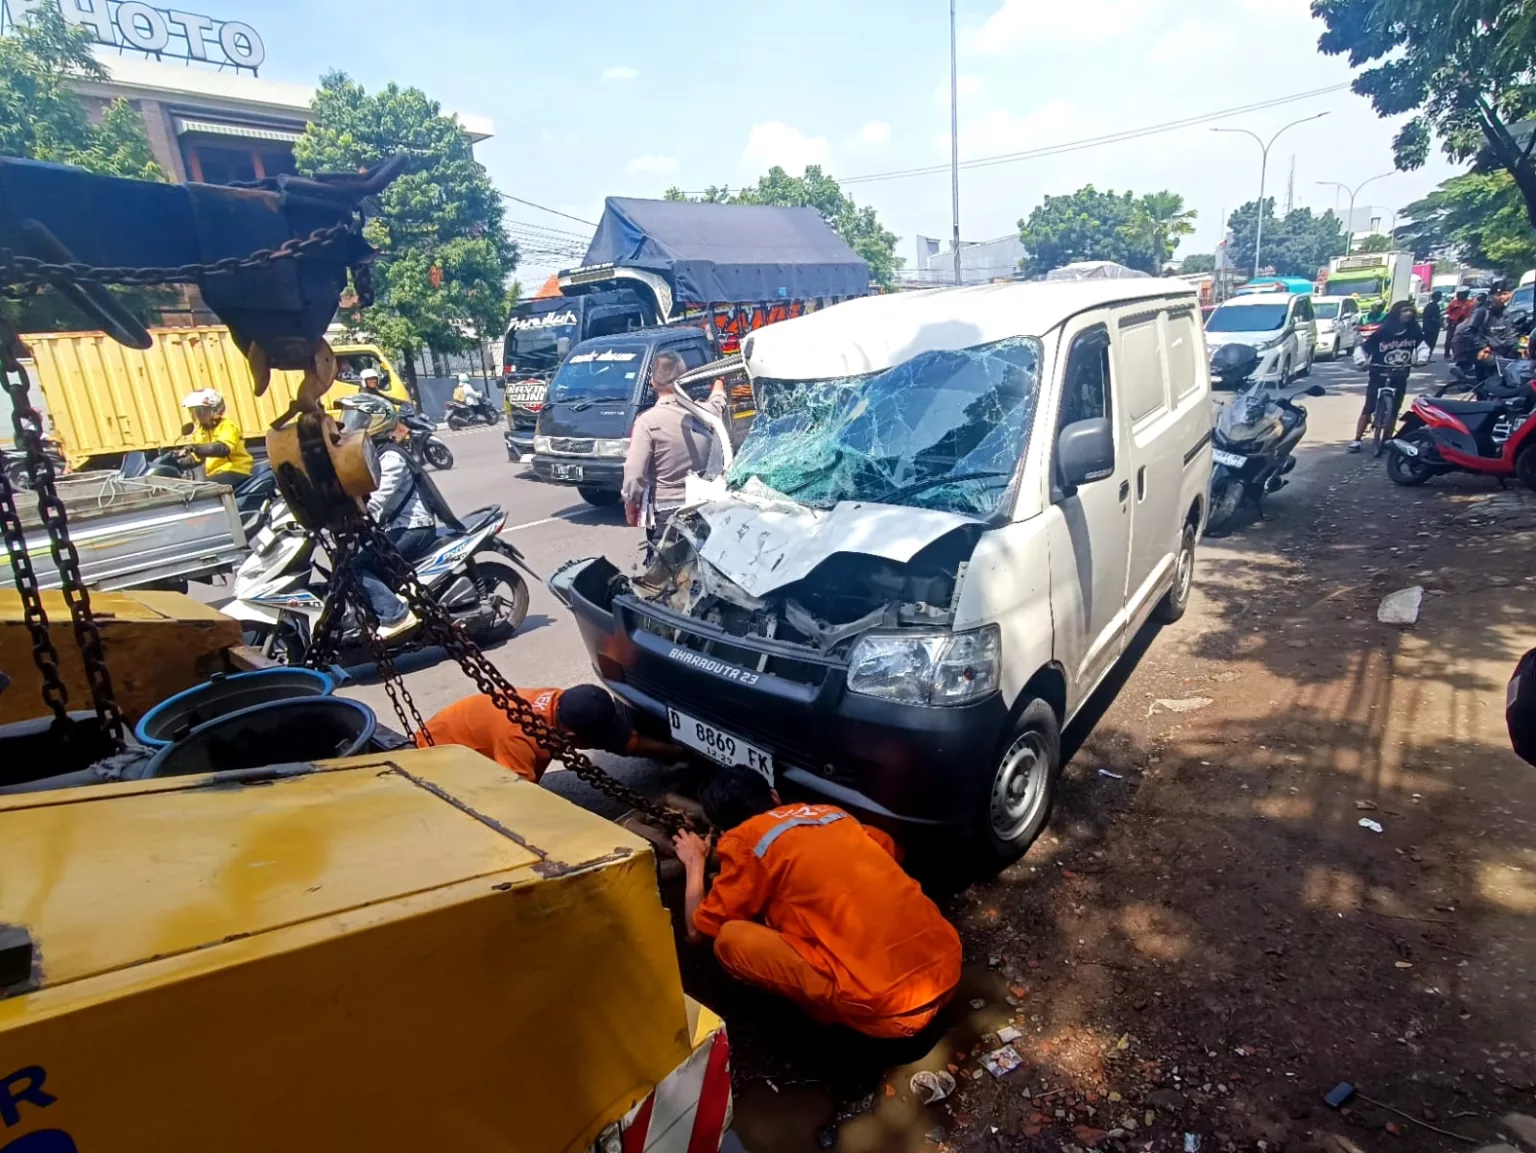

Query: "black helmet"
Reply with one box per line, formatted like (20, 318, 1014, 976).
(1211, 342, 1261, 378)
(337, 394, 398, 440)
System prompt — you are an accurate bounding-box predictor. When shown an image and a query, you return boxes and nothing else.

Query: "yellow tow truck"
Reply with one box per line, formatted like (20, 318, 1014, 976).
(0, 155, 730, 1152)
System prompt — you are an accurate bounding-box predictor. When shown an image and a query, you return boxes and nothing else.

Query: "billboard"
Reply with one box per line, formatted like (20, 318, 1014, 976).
(2, 0, 265, 72)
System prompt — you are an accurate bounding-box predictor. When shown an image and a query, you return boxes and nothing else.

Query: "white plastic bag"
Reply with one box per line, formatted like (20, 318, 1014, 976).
(1414, 342, 1431, 365)
(1352, 344, 1369, 370)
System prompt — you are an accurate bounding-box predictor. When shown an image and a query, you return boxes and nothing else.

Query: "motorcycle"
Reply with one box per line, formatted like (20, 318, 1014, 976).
(3, 442, 66, 491)
(1205, 343, 1327, 535)
(443, 394, 501, 430)
(1386, 379, 1536, 491)
(123, 448, 279, 538)
(398, 404, 454, 470)
(222, 497, 533, 664)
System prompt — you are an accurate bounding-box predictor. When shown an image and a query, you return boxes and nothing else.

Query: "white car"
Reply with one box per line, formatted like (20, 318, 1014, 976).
(1312, 295, 1362, 359)
(1204, 292, 1318, 385)
(557, 278, 1214, 866)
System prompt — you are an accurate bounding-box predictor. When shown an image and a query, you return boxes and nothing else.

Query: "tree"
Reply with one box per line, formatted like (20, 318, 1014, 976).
(1139, 191, 1198, 271)
(1355, 233, 1394, 253)
(1179, 253, 1216, 274)
(294, 71, 517, 394)
(664, 185, 731, 203)
(1016, 186, 1158, 276)
(1312, 0, 1536, 228)
(728, 166, 900, 288)
(1396, 171, 1536, 273)
(1226, 200, 1347, 277)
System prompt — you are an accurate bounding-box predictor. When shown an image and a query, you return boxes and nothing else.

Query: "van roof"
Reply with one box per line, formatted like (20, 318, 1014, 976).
(568, 326, 705, 353)
(745, 279, 1198, 382)
(1215, 293, 1302, 306)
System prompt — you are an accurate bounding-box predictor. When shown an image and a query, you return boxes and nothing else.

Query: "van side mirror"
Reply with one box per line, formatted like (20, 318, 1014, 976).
(180, 422, 195, 436)
(1057, 418, 1115, 494)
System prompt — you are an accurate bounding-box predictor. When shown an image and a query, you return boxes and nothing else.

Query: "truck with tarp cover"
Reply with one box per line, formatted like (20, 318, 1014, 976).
(503, 197, 870, 451)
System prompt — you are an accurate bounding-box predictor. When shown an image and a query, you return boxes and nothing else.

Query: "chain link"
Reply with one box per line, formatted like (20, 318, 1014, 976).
(0, 454, 69, 723)
(1, 338, 127, 747)
(0, 220, 356, 291)
(311, 517, 696, 835)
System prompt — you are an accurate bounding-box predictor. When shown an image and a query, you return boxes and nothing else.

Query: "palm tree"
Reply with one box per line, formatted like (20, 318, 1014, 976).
(1139, 191, 1198, 272)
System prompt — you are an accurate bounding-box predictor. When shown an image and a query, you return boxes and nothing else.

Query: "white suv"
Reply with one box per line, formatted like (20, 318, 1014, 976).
(1204, 292, 1318, 385)
(1312, 295, 1361, 359)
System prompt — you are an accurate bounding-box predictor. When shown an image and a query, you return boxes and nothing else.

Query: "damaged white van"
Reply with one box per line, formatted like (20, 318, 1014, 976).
(553, 279, 1213, 865)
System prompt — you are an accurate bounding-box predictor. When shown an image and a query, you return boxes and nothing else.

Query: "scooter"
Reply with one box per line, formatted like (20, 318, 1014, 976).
(222, 497, 534, 664)
(398, 405, 455, 470)
(124, 449, 279, 538)
(1386, 378, 1536, 491)
(443, 395, 501, 430)
(1205, 343, 1327, 535)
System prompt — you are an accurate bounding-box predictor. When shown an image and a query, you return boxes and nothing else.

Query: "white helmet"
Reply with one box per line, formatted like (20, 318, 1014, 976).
(181, 389, 224, 411)
(359, 368, 381, 383)
(457, 373, 472, 386)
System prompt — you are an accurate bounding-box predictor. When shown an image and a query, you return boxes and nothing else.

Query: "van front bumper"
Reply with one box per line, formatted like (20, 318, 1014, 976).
(558, 560, 1009, 828)
(530, 453, 623, 490)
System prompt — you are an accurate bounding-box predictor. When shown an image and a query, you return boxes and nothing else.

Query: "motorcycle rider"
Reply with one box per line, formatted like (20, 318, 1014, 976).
(339, 395, 464, 636)
(1350, 299, 1424, 453)
(1444, 287, 1474, 359)
(1453, 280, 1514, 381)
(180, 389, 253, 487)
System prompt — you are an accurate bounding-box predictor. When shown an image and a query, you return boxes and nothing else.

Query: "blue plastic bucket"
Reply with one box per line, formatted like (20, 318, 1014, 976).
(143, 697, 376, 778)
(136, 668, 333, 748)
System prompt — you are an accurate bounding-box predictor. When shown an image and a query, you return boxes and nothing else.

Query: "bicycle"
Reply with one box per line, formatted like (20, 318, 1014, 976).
(1371, 373, 1408, 458)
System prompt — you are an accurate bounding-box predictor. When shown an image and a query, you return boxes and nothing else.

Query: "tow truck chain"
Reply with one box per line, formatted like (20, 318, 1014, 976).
(307, 518, 696, 836)
(0, 338, 127, 747)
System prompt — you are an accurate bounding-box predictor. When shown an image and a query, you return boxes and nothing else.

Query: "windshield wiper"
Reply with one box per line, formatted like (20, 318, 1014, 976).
(562, 398, 597, 411)
(872, 470, 1012, 504)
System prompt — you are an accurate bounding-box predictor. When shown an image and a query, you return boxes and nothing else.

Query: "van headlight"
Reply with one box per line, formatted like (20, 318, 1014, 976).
(846, 626, 1000, 706)
(534, 435, 553, 454)
(593, 437, 630, 458)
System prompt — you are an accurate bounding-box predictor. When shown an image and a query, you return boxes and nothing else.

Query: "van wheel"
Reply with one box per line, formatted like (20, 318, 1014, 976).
(578, 486, 621, 507)
(1153, 520, 1197, 623)
(976, 700, 1061, 869)
(1299, 348, 1314, 377)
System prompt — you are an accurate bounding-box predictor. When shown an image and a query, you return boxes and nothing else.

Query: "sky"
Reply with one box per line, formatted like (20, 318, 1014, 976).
(167, 0, 1464, 284)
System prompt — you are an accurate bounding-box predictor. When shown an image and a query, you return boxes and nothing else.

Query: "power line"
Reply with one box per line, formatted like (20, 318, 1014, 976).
(835, 84, 1351, 186)
(499, 192, 598, 228)
(503, 216, 593, 241)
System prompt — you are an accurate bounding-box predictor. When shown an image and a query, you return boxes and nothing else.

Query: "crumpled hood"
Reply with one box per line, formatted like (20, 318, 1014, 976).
(683, 480, 978, 599)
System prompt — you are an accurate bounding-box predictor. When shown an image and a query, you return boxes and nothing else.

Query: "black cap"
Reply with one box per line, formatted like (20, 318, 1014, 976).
(557, 685, 633, 752)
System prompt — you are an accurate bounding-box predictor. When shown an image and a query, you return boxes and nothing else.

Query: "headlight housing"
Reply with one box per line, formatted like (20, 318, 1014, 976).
(592, 437, 630, 458)
(533, 435, 553, 454)
(1257, 334, 1288, 352)
(846, 626, 1000, 706)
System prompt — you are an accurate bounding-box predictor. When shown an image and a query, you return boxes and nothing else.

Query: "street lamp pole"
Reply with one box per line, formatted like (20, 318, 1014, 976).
(1212, 112, 1329, 279)
(950, 0, 962, 286)
(1316, 173, 1396, 258)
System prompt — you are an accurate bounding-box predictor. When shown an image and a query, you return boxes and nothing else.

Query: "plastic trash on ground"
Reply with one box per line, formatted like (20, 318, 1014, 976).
(1359, 818, 1385, 834)
(1378, 586, 1424, 626)
(910, 1070, 957, 1104)
(979, 1045, 1023, 1077)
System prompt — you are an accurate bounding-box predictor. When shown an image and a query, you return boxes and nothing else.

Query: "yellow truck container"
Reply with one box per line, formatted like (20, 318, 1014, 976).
(0, 745, 732, 1152)
(21, 327, 411, 468)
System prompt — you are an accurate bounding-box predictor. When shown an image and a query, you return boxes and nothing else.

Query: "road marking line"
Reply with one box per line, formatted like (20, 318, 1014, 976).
(503, 516, 558, 532)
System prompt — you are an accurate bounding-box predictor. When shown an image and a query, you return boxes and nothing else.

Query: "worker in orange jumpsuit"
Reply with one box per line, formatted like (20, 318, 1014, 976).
(418, 685, 677, 782)
(673, 765, 962, 1038)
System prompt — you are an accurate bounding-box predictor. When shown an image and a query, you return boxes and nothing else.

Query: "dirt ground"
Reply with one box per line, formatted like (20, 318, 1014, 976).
(688, 381, 1536, 1153)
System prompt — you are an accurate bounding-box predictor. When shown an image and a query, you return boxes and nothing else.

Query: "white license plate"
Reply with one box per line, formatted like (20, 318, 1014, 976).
(668, 706, 774, 784)
(506, 382, 547, 405)
(550, 462, 583, 480)
(1213, 450, 1246, 469)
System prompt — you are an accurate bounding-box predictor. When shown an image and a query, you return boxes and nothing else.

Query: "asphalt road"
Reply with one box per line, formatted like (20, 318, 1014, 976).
(201, 351, 1453, 817)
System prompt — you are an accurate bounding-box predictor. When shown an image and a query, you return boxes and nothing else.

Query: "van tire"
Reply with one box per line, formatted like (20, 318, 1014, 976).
(976, 699, 1061, 869)
(578, 486, 622, 507)
(1299, 348, 1314, 377)
(1153, 520, 1197, 623)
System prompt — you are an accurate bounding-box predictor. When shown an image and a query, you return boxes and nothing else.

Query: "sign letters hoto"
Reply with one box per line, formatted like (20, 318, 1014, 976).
(3, 0, 266, 72)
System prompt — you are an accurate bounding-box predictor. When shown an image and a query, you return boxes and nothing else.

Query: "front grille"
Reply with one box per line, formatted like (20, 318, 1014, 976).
(550, 437, 594, 455)
(628, 606, 830, 689)
(627, 667, 832, 771)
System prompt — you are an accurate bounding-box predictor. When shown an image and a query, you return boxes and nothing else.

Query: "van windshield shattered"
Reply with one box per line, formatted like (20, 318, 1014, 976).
(727, 335, 1042, 517)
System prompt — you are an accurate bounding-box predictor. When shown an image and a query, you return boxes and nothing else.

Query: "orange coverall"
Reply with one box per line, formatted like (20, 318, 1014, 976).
(417, 688, 571, 782)
(692, 803, 962, 1038)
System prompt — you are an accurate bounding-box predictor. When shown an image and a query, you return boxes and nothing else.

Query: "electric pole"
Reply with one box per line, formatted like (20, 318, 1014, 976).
(950, 0, 962, 286)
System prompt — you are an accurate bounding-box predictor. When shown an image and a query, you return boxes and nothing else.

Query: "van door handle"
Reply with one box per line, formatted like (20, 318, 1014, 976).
(1118, 480, 1130, 503)
(1137, 466, 1147, 500)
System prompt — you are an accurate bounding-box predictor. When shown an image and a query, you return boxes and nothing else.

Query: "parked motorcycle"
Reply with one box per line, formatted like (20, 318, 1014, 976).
(222, 497, 533, 664)
(1386, 379, 1536, 491)
(3, 441, 66, 491)
(123, 449, 279, 538)
(1438, 350, 1535, 400)
(399, 405, 454, 470)
(443, 395, 501, 430)
(1206, 344, 1327, 535)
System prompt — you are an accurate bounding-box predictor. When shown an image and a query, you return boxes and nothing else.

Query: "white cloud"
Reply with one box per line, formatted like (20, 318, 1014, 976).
(848, 119, 893, 155)
(961, 0, 1166, 53)
(601, 65, 639, 81)
(739, 121, 831, 177)
(933, 74, 984, 108)
(935, 101, 1078, 163)
(624, 153, 679, 175)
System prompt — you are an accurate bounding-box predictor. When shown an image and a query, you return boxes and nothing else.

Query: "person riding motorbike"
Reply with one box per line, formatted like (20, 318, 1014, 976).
(1453, 280, 1514, 382)
(453, 373, 484, 406)
(338, 395, 465, 637)
(1350, 299, 1424, 453)
(180, 389, 253, 487)
(1444, 287, 1475, 358)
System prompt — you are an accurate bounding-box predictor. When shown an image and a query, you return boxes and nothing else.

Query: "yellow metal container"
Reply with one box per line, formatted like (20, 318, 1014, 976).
(0, 747, 699, 1152)
(22, 327, 410, 467)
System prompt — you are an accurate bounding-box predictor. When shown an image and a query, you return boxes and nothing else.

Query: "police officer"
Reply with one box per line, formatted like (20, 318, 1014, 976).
(621, 351, 727, 540)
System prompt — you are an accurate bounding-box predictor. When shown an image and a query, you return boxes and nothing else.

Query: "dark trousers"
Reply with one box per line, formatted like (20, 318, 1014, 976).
(355, 524, 437, 623)
(207, 471, 248, 489)
(1422, 321, 1441, 357)
(1445, 321, 1459, 358)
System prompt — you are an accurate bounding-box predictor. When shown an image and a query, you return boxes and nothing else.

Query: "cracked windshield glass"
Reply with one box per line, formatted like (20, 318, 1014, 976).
(727, 335, 1043, 516)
